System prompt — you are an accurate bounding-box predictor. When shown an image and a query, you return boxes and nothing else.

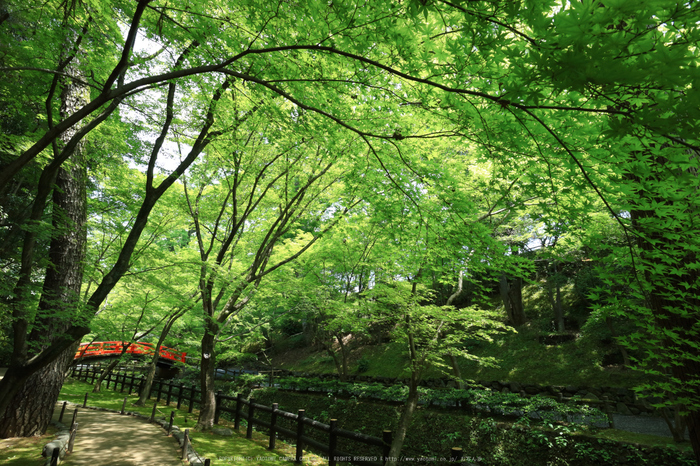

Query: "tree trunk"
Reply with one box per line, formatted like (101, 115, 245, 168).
(604, 316, 631, 366)
(386, 379, 419, 466)
(546, 262, 565, 332)
(0, 62, 88, 437)
(500, 274, 527, 327)
(326, 343, 346, 382)
(446, 271, 465, 388)
(509, 276, 527, 326)
(92, 345, 131, 393)
(196, 321, 218, 430)
(135, 311, 184, 406)
(335, 333, 349, 381)
(448, 354, 464, 389)
(0, 344, 77, 437)
(554, 276, 565, 332)
(135, 356, 159, 406)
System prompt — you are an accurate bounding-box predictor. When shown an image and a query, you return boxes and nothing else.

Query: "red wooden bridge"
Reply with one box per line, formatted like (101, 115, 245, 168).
(74, 341, 186, 363)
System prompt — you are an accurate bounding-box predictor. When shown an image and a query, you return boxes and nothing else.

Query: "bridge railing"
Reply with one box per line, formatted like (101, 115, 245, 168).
(74, 341, 186, 363)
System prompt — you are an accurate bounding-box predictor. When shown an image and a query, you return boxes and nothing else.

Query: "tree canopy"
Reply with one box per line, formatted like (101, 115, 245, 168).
(1, 0, 699, 460)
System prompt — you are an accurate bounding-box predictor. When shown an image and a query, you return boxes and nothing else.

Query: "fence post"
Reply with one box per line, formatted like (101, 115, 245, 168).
(329, 419, 338, 466)
(450, 447, 463, 466)
(215, 390, 223, 425)
(295, 409, 305, 463)
(156, 380, 163, 402)
(182, 429, 190, 460)
(269, 403, 278, 450)
(68, 422, 78, 453)
(58, 401, 67, 423)
(83, 392, 88, 408)
(150, 401, 158, 423)
(121, 397, 127, 415)
(168, 410, 175, 435)
(70, 409, 78, 431)
(177, 383, 184, 410)
(120, 372, 127, 393)
(166, 382, 174, 406)
(128, 374, 136, 394)
(246, 398, 256, 439)
(382, 430, 392, 464)
(204, 459, 211, 466)
(105, 372, 111, 390)
(234, 393, 242, 431)
(50, 446, 60, 466)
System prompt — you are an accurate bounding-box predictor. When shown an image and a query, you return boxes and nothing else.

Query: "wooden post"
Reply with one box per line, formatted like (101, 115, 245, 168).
(70, 409, 78, 431)
(50, 446, 60, 466)
(83, 392, 88, 408)
(329, 419, 338, 466)
(166, 382, 173, 406)
(150, 401, 158, 423)
(234, 393, 242, 431)
(156, 380, 163, 402)
(269, 403, 278, 450)
(120, 372, 126, 393)
(68, 423, 78, 453)
(138, 376, 145, 397)
(58, 401, 67, 423)
(105, 372, 111, 390)
(177, 383, 184, 410)
(188, 384, 196, 413)
(128, 374, 135, 394)
(168, 410, 175, 435)
(204, 459, 211, 466)
(450, 447, 463, 466)
(121, 397, 127, 415)
(246, 398, 255, 439)
(382, 430, 392, 464)
(182, 429, 190, 460)
(295, 409, 305, 463)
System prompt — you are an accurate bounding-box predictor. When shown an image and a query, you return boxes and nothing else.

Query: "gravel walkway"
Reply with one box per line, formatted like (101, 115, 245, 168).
(53, 403, 184, 466)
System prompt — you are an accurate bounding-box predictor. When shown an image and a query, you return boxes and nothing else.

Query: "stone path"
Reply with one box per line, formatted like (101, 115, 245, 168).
(53, 403, 184, 466)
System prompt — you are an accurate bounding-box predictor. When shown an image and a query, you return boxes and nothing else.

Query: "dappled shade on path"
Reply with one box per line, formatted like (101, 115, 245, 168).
(53, 403, 184, 466)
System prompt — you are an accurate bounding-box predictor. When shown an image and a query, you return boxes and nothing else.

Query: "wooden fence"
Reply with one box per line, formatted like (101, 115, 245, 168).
(69, 366, 472, 465)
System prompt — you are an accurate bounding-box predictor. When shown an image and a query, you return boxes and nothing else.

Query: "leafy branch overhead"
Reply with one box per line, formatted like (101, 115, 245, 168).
(0, 0, 699, 461)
